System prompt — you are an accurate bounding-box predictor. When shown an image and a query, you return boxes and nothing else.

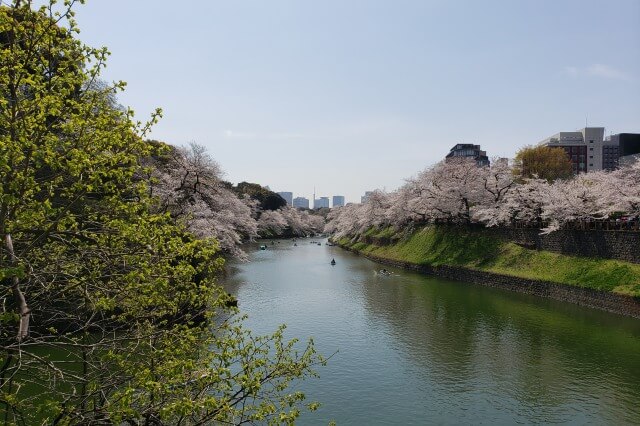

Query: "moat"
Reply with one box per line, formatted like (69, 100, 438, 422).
(223, 238, 640, 425)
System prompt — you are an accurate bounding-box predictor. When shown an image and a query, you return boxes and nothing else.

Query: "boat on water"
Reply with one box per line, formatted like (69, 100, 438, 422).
(330, 258, 336, 265)
(259, 245, 267, 250)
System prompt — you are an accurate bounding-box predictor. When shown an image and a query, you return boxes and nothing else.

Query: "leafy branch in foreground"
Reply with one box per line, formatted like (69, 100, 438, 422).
(0, 1, 324, 424)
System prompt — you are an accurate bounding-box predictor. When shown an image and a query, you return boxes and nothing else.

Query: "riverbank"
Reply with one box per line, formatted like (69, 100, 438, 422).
(334, 226, 640, 318)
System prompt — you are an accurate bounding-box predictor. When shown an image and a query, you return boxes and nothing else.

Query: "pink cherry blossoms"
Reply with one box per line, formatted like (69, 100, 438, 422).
(147, 143, 324, 259)
(326, 158, 640, 239)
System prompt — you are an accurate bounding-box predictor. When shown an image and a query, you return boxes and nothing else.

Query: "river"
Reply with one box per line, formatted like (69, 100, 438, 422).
(223, 238, 640, 425)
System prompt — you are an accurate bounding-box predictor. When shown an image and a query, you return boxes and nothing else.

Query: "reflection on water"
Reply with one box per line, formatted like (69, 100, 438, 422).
(223, 238, 640, 425)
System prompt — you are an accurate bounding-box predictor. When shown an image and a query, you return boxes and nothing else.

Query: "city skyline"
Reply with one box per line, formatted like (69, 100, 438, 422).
(73, 0, 640, 203)
(278, 192, 348, 208)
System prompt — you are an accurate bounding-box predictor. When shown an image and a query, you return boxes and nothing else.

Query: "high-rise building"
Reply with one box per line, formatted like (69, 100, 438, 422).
(445, 144, 490, 167)
(276, 191, 293, 205)
(332, 195, 345, 207)
(292, 197, 309, 209)
(614, 133, 640, 157)
(607, 133, 640, 168)
(539, 127, 605, 173)
(602, 140, 620, 171)
(314, 197, 329, 209)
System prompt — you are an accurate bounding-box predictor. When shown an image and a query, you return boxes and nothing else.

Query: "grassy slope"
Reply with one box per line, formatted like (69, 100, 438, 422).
(339, 226, 640, 297)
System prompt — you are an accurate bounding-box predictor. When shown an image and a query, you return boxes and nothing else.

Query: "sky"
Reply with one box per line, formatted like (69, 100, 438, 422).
(68, 0, 640, 204)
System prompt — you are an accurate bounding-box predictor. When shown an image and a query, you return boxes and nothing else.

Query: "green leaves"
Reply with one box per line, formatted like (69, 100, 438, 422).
(0, 2, 324, 424)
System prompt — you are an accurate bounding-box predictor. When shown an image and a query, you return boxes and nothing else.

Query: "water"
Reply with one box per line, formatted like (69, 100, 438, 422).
(223, 238, 640, 425)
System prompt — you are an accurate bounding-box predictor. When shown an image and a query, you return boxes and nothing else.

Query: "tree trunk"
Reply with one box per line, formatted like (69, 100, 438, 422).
(4, 234, 29, 341)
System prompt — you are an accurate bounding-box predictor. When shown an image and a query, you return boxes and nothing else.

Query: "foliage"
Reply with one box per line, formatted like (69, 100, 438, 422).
(147, 142, 259, 260)
(147, 145, 324, 251)
(233, 182, 287, 211)
(513, 145, 573, 182)
(0, 2, 324, 424)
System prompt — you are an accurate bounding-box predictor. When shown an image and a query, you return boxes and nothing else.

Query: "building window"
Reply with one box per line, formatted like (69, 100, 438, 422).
(589, 148, 593, 151)
(589, 156, 593, 159)
(589, 163, 593, 167)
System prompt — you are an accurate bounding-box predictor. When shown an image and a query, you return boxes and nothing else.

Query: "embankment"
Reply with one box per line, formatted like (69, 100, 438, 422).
(335, 226, 640, 319)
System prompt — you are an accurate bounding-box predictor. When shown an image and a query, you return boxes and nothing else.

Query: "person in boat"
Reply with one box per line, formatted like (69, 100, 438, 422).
(331, 258, 336, 265)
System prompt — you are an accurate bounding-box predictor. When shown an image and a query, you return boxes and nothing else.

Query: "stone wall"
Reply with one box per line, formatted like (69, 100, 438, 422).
(488, 228, 640, 264)
(339, 245, 640, 319)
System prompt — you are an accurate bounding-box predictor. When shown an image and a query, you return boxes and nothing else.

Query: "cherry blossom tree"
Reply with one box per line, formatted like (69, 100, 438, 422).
(356, 190, 391, 230)
(324, 204, 363, 239)
(387, 169, 444, 227)
(258, 209, 288, 237)
(148, 142, 258, 259)
(602, 159, 640, 219)
(279, 207, 325, 236)
(325, 155, 640, 238)
(420, 159, 486, 224)
(475, 177, 548, 227)
(473, 158, 518, 224)
(538, 171, 610, 232)
(384, 188, 419, 228)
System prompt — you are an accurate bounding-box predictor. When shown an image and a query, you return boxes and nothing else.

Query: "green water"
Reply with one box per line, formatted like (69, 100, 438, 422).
(223, 238, 640, 425)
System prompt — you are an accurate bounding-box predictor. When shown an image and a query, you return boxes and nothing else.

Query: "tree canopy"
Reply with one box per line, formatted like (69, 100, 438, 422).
(233, 182, 288, 211)
(514, 145, 573, 181)
(0, 2, 323, 424)
(325, 157, 640, 237)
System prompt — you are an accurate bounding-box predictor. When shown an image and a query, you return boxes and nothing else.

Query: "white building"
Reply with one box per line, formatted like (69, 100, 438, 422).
(332, 195, 345, 207)
(277, 191, 293, 205)
(292, 197, 309, 209)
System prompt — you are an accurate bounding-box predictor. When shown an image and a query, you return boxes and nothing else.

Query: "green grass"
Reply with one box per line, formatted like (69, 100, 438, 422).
(341, 226, 640, 297)
(362, 226, 397, 239)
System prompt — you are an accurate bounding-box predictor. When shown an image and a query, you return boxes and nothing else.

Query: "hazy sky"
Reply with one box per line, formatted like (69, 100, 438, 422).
(72, 0, 640, 204)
